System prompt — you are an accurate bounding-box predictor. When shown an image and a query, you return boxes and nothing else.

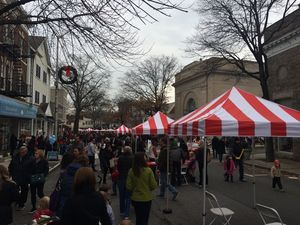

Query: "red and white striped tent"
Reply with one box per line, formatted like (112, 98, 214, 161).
(132, 111, 174, 135)
(115, 125, 131, 135)
(169, 87, 300, 137)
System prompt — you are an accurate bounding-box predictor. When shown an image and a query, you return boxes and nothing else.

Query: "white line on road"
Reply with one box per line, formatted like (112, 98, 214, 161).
(245, 173, 268, 177)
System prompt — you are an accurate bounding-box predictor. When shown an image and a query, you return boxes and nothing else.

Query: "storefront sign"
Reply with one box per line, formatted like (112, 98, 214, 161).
(0, 95, 37, 119)
(47, 151, 59, 161)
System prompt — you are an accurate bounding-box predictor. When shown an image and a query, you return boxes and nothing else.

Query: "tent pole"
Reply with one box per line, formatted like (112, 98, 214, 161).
(252, 137, 256, 208)
(203, 137, 207, 225)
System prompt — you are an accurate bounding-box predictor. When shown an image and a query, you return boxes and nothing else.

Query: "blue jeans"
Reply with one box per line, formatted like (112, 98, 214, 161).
(117, 178, 131, 217)
(159, 172, 177, 196)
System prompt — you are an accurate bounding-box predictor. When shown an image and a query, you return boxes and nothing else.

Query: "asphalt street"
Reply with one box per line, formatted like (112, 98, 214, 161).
(12, 158, 300, 225)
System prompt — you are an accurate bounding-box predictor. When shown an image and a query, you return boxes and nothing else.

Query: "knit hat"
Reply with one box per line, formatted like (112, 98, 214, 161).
(274, 159, 280, 166)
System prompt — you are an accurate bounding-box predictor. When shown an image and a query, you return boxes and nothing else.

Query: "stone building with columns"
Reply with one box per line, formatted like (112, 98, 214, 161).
(173, 57, 262, 119)
(265, 7, 300, 160)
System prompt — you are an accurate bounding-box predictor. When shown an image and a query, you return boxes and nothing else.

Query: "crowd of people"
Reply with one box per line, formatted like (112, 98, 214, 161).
(0, 132, 284, 225)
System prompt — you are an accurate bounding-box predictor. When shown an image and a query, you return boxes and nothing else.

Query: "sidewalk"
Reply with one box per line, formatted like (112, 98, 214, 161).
(0, 156, 61, 173)
(244, 153, 300, 178)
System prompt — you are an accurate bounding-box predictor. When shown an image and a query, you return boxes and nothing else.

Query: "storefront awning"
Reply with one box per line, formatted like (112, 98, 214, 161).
(0, 94, 38, 119)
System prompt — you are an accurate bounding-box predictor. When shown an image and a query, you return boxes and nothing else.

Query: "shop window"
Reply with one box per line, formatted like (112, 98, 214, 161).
(0, 119, 9, 153)
(19, 120, 31, 137)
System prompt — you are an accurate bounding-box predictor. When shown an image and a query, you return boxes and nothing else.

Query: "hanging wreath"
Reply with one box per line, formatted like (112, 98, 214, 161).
(58, 65, 78, 84)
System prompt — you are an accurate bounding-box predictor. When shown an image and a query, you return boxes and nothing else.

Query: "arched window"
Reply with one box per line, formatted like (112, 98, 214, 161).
(186, 98, 196, 113)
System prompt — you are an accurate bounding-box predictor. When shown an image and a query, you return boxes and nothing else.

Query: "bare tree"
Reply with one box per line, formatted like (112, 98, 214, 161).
(86, 95, 112, 129)
(187, 0, 297, 161)
(121, 55, 179, 112)
(187, 0, 297, 100)
(0, 0, 187, 63)
(61, 55, 110, 133)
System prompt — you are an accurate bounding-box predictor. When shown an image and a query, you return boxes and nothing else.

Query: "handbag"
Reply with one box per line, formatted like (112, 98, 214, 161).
(30, 173, 45, 184)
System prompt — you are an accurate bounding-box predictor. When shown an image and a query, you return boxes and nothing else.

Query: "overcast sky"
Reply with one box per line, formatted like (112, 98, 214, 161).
(110, 0, 199, 101)
(110, 0, 300, 102)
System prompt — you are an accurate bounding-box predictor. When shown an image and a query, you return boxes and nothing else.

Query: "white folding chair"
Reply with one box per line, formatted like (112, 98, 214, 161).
(256, 203, 286, 225)
(206, 191, 234, 225)
(181, 165, 188, 185)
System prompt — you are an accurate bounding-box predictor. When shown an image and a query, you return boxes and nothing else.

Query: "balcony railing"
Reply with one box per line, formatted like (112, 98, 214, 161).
(0, 77, 32, 97)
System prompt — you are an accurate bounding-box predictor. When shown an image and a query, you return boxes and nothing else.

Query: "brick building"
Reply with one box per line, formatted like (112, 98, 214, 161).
(0, 5, 38, 156)
(265, 7, 300, 160)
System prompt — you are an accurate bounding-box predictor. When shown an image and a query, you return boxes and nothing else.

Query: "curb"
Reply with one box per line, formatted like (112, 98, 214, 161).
(49, 161, 60, 173)
(244, 161, 299, 177)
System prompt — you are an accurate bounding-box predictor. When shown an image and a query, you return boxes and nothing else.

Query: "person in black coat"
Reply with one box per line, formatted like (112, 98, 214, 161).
(60, 167, 112, 225)
(0, 165, 17, 225)
(99, 139, 114, 184)
(216, 137, 226, 163)
(117, 146, 133, 218)
(211, 136, 219, 159)
(29, 149, 49, 212)
(8, 146, 32, 210)
(27, 136, 36, 157)
(9, 134, 18, 158)
(232, 138, 246, 182)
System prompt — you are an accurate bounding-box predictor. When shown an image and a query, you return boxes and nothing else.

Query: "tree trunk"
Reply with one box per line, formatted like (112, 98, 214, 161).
(73, 108, 81, 134)
(265, 137, 275, 162)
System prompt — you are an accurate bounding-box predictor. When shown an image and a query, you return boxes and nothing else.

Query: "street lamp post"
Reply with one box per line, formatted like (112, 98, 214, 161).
(54, 35, 60, 138)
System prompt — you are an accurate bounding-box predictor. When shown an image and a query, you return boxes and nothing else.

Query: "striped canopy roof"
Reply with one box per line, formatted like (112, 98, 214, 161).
(169, 87, 300, 137)
(115, 125, 131, 135)
(132, 111, 174, 135)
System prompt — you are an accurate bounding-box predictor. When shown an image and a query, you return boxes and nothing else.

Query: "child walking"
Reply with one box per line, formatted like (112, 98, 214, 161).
(224, 155, 235, 182)
(99, 185, 115, 225)
(271, 159, 284, 192)
(32, 196, 55, 225)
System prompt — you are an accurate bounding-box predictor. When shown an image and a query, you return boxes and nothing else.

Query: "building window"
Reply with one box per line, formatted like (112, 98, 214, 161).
(43, 71, 47, 83)
(35, 91, 40, 104)
(36, 65, 41, 79)
(186, 98, 196, 113)
(42, 95, 46, 103)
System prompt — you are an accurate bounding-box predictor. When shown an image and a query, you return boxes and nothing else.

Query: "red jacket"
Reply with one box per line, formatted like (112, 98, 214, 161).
(224, 159, 235, 175)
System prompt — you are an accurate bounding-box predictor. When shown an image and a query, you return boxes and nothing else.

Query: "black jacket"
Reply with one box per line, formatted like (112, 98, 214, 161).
(158, 146, 168, 172)
(8, 153, 33, 185)
(216, 139, 226, 154)
(195, 147, 210, 169)
(60, 191, 112, 225)
(117, 153, 133, 179)
(0, 180, 17, 225)
(30, 158, 49, 178)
